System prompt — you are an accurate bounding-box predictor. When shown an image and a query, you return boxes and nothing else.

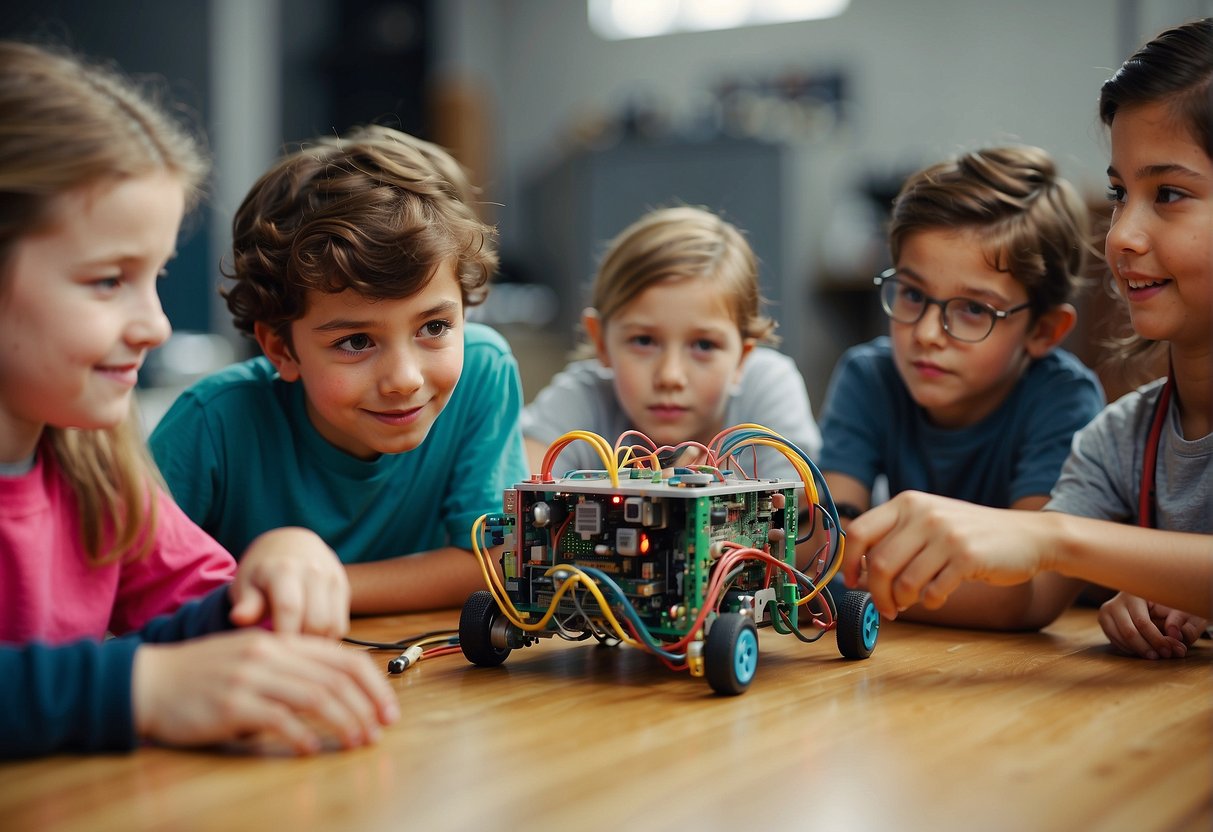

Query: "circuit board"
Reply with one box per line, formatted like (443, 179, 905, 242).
(462, 425, 879, 695)
(493, 474, 802, 639)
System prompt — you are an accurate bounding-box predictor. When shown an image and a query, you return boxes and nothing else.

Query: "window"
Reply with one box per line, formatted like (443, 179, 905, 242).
(588, 0, 850, 40)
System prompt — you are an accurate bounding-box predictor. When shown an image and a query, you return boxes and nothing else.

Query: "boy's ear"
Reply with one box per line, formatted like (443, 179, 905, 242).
(582, 308, 610, 367)
(253, 321, 302, 382)
(1024, 303, 1077, 359)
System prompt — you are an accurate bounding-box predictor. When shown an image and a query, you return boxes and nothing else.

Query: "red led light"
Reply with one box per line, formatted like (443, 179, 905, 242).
(640, 534, 650, 555)
(612, 495, 622, 504)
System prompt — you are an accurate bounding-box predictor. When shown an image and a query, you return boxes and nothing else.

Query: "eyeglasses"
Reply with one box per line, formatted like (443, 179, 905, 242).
(873, 269, 1032, 343)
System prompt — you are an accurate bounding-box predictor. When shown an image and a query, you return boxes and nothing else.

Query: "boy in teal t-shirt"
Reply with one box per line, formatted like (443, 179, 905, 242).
(150, 126, 528, 614)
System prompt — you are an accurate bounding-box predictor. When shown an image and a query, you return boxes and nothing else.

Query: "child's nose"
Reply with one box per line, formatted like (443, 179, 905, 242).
(912, 303, 948, 344)
(126, 288, 171, 350)
(1106, 203, 1150, 256)
(379, 347, 424, 395)
(654, 350, 687, 388)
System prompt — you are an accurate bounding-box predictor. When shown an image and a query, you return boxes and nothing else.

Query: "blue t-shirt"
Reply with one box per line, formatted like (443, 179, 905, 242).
(149, 323, 528, 563)
(818, 337, 1105, 507)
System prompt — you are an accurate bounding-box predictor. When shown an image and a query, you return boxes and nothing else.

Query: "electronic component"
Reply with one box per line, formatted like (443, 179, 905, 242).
(461, 425, 879, 695)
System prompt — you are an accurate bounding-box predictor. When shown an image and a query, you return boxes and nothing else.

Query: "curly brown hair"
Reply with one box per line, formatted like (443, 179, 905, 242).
(888, 145, 1093, 320)
(223, 125, 498, 346)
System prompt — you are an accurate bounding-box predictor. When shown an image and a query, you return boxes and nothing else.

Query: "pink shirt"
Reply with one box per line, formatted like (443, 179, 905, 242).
(0, 450, 236, 644)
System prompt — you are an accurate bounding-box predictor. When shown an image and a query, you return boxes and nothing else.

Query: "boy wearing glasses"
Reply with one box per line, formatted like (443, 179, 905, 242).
(818, 145, 1105, 628)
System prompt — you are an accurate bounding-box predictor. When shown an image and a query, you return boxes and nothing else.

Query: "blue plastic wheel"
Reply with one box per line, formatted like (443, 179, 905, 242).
(837, 589, 879, 659)
(705, 613, 759, 695)
(861, 598, 880, 652)
(733, 627, 758, 682)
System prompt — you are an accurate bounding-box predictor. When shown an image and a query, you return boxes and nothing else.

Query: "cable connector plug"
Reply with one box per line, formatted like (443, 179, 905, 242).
(387, 645, 424, 674)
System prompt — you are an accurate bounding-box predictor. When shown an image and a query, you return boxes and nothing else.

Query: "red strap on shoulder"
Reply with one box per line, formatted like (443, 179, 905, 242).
(1138, 378, 1172, 528)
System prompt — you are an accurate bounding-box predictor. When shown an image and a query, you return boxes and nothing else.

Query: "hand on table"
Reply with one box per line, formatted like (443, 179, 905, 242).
(1098, 592, 1207, 659)
(133, 629, 399, 754)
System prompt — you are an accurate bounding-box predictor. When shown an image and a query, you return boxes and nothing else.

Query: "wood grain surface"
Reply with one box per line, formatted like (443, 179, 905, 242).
(2, 606, 1209, 832)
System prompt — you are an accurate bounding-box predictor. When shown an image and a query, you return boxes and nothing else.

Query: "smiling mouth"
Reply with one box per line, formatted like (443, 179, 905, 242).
(1126, 277, 1169, 289)
(366, 404, 425, 423)
(95, 363, 141, 383)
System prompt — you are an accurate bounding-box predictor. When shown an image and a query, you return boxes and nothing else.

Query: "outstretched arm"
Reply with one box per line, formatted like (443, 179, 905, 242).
(845, 491, 1213, 621)
(345, 545, 503, 614)
(887, 496, 1083, 631)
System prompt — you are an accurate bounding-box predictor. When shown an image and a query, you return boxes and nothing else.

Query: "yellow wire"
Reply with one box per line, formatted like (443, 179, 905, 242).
(543, 430, 620, 486)
(476, 423, 849, 647)
(722, 437, 819, 506)
(796, 533, 845, 606)
(712, 426, 847, 608)
(615, 444, 661, 473)
(470, 514, 641, 645)
(471, 514, 516, 618)
(537, 564, 641, 646)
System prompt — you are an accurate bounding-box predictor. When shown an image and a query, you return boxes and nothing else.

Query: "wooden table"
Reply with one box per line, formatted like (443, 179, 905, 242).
(2, 607, 1210, 831)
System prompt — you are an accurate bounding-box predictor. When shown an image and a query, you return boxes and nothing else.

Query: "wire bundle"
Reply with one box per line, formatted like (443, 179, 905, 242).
(472, 423, 849, 672)
(344, 630, 461, 674)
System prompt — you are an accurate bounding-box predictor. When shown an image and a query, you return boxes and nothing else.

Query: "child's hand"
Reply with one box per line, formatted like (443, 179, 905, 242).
(1098, 592, 1207, 660)
(843, 491, 1049, 619)
(230, 527, 350, 637)
(133, 630, 399, 754)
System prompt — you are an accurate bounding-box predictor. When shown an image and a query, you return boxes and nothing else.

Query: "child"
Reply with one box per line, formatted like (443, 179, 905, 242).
(522, 205, 821, 482)
(0, 42, 396, 758)
(149, 126, 529, 614)
(817, 145, 1106, 629)
(844, 18, 1213, 658)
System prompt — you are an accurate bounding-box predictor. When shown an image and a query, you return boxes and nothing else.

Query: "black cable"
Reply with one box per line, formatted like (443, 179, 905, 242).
(342, 629, 459, 651)
(777, 606, 828, 644)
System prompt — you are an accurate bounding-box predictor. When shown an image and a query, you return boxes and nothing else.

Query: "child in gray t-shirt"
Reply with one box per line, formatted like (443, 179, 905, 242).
(521, 205, 820, 482)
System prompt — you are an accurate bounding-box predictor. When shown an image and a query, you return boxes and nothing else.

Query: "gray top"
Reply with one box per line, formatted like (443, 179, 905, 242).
(521, 347, 822, 483)
(1046, 378, 1213, 533)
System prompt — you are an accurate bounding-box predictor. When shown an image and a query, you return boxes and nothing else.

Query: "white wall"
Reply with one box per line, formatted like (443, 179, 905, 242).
(434, 0, 1212, 404)
(439, 0, 1213, 257)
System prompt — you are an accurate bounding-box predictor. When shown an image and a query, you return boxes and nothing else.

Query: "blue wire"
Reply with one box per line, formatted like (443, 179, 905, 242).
(716, 428, 846, 567)
(575, 566, 686, 661)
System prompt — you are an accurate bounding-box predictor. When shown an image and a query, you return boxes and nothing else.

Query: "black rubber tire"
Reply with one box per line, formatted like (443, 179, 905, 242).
(459, 590, 511, 667)
(704, 613, 759, 695)
(836, 589, 879, 659)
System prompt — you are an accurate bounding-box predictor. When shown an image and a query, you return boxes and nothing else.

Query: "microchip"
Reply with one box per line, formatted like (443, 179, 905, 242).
(616, 527, 639, 556)
(575, 500, 602, 537)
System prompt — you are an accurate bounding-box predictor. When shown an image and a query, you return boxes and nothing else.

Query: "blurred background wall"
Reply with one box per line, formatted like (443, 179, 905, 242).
(4, 0, 1208, 414)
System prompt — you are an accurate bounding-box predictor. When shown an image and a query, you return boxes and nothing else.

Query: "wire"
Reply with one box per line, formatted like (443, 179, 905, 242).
(343, 630, 459, 651)
(541, 430, 620, 485)
(467, 423, 857, 675)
